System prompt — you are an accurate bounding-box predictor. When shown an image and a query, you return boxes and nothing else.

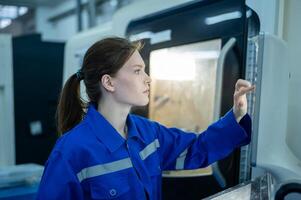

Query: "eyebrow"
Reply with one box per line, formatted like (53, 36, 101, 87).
(133, 64, 145, 68)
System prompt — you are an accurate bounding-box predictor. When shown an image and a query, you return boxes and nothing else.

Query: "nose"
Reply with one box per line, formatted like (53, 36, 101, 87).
(145, 73, 152, 85)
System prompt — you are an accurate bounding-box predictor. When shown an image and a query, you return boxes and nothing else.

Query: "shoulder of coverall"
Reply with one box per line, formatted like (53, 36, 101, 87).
(50, 120, 98, 162)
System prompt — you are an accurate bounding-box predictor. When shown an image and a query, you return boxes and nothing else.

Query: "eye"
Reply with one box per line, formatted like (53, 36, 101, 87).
(134, 69, 141, 74)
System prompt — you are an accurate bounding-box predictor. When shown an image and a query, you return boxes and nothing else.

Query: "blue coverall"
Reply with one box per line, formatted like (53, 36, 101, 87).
(36, 104, 251, 200)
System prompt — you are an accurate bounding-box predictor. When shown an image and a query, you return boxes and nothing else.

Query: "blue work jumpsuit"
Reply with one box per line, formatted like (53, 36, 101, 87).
(36, 104, 251, 200)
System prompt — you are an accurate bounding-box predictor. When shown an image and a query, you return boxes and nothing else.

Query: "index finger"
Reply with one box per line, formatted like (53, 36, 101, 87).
(235, 85, 256, 97)
(235, 79, 252, 91)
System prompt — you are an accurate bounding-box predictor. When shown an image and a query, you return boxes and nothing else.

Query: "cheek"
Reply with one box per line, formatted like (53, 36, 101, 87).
(115, 77, 138, 95)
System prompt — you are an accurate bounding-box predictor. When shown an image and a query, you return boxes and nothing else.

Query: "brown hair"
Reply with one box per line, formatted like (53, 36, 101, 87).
(56, 37, 142, 135)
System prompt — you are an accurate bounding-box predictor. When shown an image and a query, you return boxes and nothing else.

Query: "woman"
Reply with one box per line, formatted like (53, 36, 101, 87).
(36, 37, 255, 200)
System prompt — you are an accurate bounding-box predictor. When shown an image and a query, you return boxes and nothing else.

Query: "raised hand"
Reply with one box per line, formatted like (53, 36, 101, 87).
(233, 79, 255, 122)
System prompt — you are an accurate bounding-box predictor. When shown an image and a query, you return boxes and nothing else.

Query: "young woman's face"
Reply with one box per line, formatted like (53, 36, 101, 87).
(112, 50, 151, 107)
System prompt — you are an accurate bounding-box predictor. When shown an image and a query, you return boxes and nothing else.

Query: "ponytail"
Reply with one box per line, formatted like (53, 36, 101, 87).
(56, 74, 85, 135)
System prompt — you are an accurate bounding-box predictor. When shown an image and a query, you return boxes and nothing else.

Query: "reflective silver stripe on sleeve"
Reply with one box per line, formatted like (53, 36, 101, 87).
(175, 133, 199, 169)
(77, 157, 133, 182)
(175, 148, 188, 170)
(139, 139, 160, 160)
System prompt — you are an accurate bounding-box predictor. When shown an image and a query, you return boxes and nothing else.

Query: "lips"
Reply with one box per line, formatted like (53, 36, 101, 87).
(143, 89, 150, 93)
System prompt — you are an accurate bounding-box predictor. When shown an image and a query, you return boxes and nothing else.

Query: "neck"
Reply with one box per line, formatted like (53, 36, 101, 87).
(97, 96, 131, 139)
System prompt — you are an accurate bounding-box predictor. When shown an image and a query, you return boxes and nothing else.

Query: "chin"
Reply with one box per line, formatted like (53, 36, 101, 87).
(132, 98, 149, 107)
(137, 101, 149, 107)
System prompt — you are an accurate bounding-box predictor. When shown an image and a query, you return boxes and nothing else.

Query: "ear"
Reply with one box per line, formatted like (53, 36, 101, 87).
(100, 74, 115, 92)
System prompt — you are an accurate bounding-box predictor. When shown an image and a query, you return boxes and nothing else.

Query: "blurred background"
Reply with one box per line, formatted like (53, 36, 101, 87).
(0, 0, 301, 199)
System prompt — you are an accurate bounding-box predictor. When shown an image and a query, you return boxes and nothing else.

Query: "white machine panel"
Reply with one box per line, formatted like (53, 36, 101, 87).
(0, 34, 15, 166)
(254, 33, 301, 184)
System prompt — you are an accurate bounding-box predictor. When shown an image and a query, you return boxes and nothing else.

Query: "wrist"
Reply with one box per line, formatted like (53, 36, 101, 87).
(233, 107, 245, 123)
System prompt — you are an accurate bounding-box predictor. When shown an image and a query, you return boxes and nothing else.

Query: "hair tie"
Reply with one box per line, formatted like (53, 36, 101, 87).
(76, 69, 84, 81)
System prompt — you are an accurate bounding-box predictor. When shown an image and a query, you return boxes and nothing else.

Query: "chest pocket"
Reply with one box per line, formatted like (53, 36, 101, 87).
(88, 170, 131, 199)
(90, 181, 130, 199)
(139, 139, 162, 177)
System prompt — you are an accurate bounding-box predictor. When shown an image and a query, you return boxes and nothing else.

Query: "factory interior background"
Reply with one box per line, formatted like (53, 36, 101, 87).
(0, 0, 301, 199)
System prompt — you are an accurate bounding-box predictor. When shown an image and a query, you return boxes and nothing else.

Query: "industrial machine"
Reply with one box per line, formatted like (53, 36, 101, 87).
(0, 34, 64, 199)
(64, 0, 301, 199)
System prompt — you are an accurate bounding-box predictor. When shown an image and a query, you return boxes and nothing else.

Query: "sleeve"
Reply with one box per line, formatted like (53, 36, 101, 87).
(36, 151, 84, 200)
(153, 109, 252, 171)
